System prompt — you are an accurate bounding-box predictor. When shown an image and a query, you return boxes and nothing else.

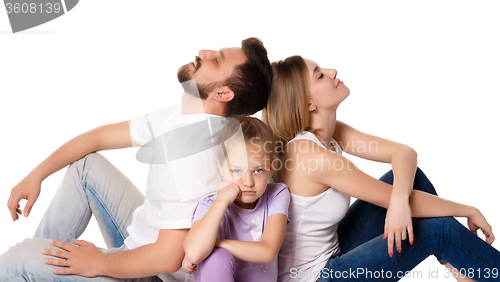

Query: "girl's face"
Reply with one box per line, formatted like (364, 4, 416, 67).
(304, 59, 350, 112)
(219, 142, 274, 209)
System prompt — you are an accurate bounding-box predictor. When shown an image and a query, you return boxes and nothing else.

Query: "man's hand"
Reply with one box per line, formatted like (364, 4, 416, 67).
(383, 193, 413, 257)
(182, 256, 197, 275)
(7, 175, 41, 221)
(215, 181, 241, 205)
(42, 239, 105, 277)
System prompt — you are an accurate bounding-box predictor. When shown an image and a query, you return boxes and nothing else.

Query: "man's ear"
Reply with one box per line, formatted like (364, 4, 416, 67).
(216, 159, 222, 172)
(216, 159, 227, 175)
(211, 86, 235, 103)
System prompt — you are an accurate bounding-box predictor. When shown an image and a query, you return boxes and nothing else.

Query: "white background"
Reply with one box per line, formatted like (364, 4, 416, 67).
(1, 1, 499, 281)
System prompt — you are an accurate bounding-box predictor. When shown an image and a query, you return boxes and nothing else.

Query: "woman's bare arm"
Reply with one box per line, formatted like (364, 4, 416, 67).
(287, 140, 494, 255)
(333, 120, 419, 248)
(333, 120, 417, 197)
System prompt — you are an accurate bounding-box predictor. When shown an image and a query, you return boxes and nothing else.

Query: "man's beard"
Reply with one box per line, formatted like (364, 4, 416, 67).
(177, 64, 223, 100)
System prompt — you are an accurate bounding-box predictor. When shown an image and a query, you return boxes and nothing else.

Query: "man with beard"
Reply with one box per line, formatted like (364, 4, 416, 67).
(1, 37, 272, 282)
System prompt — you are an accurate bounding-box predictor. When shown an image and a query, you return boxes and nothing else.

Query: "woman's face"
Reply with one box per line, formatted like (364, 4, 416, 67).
(304, 59, 350, 112)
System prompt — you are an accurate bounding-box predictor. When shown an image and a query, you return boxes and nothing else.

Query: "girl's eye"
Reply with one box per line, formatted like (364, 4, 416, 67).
(232, 169, 241, 174)
(255, 168, 264, 174)
(319, 73, 324, 79)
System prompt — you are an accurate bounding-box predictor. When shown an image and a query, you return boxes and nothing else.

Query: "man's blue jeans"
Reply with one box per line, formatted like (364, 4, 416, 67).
(0, 154, 160, 282)
(317, 168, 500, 281)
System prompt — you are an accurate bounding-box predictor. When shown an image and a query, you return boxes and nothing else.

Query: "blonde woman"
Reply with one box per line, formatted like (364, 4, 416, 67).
(262, 55, 500, 282)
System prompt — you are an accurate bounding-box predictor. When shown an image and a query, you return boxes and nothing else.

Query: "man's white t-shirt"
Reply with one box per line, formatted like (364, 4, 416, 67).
(124, 105, 230, 281)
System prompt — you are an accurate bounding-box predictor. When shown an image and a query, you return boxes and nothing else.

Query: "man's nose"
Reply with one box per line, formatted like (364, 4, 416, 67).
(198, 50, 215, 61)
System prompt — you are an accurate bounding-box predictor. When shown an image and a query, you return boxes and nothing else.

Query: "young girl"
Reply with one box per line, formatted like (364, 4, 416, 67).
(182, 116, 290, 282)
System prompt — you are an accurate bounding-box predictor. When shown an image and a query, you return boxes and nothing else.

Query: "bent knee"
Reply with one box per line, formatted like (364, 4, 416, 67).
(417, 217, 455, 236)
(201, 247, 236, 268)
(69, 152, 109, 180)
(73, 152, 105, 167)
(0, 238, 57, 279)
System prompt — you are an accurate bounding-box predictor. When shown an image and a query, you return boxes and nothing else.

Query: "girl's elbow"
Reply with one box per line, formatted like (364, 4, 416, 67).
(262, 255, 277, 264)
(260, 250, 278, 264)
(184, 249, 204, 265)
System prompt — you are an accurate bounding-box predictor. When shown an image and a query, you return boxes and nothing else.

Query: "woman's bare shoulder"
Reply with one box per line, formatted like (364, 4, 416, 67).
(278, 139, 333, 196)
(283, 138, 328, 155)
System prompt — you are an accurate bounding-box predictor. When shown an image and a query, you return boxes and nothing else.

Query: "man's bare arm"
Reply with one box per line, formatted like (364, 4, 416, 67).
(43, 229, 189, 278)
(7, 121, 132, 221)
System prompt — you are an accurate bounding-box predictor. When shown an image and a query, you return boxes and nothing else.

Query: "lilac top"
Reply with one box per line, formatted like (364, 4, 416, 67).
(193, 183, 291, 281)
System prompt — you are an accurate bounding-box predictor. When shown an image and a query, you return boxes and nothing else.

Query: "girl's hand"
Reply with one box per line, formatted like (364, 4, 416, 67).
(383, 194, 414, 257)
(182, 256, 197, 275)
(467, 207, 495, 245)
(216, 181, 241, 206)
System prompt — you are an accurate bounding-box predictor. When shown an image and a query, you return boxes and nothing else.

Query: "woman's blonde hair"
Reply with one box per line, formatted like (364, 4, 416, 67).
(262, 55, 311, 143)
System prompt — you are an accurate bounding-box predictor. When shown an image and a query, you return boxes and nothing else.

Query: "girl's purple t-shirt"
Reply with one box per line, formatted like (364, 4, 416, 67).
(193, 182, 290, 281)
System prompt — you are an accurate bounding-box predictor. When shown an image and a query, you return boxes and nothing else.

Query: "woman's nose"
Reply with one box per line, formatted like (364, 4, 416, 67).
(326, 69, 337, 79)
(198, 50, 215, 61)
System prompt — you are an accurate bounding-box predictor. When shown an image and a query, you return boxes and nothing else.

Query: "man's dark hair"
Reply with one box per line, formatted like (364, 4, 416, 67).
(223, 37, 273, 117)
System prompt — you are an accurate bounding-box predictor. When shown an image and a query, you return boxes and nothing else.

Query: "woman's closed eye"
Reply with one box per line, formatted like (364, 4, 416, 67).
(318, 73, 324, 79)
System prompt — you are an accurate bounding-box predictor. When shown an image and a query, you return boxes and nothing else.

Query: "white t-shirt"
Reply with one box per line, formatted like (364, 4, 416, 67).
(278, 132, 351, 282)
(124, 106, 231, 282)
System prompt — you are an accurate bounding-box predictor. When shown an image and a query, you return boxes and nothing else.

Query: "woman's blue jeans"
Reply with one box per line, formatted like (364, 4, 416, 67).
(317, 168, 500, 281)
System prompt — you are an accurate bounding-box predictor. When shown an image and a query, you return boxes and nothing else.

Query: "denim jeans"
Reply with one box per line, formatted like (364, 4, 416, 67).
(0, 153, 160, 282)
(317, 168, 500, 281)
(338, 168, 445, 262)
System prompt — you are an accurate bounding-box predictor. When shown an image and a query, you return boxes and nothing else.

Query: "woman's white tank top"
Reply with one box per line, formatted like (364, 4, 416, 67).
(278, 132, 351, 282)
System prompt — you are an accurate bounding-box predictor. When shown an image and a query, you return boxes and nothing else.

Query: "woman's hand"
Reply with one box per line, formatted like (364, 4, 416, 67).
(7, 175, 42, 221)
(182, 256, 197, 274)
(384, 194, 414, 257)
(467, 207, 495, 245)
(215, 181, 241, 206)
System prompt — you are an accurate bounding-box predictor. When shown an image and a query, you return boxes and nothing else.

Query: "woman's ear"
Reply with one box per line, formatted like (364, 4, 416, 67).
(211, 86, 235, 103)
(308, 102, 316, 112)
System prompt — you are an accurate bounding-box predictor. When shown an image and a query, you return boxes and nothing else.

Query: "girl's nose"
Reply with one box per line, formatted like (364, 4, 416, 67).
(242, 172, 255, 187)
